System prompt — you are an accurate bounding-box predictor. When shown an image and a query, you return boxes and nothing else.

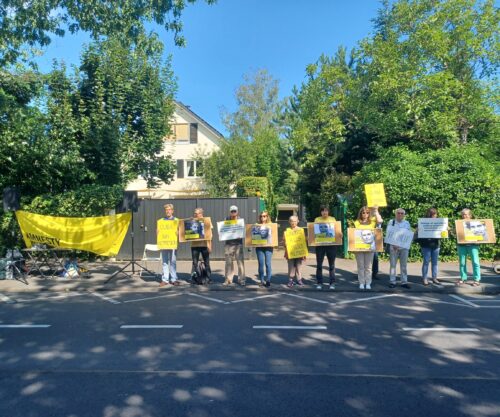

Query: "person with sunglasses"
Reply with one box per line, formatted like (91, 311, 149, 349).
(255, 210, 273, 287)
(387, 208, 412, 289)
(223, 205, 246, 286)
(314, 206, 337, 290)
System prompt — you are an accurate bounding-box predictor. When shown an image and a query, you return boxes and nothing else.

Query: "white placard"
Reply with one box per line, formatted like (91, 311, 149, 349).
(384, 227, 414, 249)
(217, 219, 245, 241)
(418, 218, 449, 239)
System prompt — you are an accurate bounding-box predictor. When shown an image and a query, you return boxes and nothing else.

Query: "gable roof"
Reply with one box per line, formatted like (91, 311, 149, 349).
(175, 101, 224, 140)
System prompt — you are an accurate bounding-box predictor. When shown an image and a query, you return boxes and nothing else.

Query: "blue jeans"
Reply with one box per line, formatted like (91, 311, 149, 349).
(161, 250, 177, 283)
(421, 246, 439, 279)
(256, 247, 273, 283)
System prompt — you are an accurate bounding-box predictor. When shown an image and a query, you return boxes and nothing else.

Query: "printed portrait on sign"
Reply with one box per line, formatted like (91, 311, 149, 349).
(464, 220, 488, 242)
(313, 223, 335, 238)
(354, 229, 376, 251)
(184, 219, 205, 239)
(251, 225, 272, 245)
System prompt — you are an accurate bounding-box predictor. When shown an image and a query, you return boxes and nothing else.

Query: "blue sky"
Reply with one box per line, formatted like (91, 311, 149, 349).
(36, 0, 381, 135)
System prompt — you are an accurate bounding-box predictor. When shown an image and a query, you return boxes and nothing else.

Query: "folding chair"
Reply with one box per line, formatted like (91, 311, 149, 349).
(140, 244, 161, 277)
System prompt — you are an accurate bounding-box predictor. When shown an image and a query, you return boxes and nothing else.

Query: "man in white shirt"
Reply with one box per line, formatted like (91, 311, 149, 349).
(387, 208, 412, 289)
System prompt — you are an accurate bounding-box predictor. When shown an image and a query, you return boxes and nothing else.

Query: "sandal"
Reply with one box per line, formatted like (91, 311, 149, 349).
(471, 281, 481, 287)
(432, 279, 441, 284)
(455, 280, 464, 286)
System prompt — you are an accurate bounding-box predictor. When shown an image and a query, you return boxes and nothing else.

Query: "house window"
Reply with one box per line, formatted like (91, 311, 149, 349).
(171, 124, 189, 142)
(186, 160, 202, 178)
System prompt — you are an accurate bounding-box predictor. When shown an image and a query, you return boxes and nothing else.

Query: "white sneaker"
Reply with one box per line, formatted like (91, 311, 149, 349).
(316, 284, 322, 290)
(359, 284, 365, 290)
(366, 284, 371, 290)
(329, 284, 335, 290)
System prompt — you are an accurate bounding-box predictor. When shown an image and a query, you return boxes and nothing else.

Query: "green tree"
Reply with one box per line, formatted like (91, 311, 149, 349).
(0, 0, 216, 65)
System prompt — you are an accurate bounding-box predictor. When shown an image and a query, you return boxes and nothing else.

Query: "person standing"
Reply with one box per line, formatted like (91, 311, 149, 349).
(314, 206, 337, 290)
(354, 206, 383, 290)
(284, 215, 307, 288)
(387, 208, 412, 289)
(190, 207, 212, 283)
(223, 205, 246, 286)
(417, 208, 441, 286)
(158, 204, 179, 287)
(457, 208, 481, 286)
(255, 210, 273, 287)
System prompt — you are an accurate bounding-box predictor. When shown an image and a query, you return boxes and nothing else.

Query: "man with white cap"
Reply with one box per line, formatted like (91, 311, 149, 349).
(224, 205, 246, 285)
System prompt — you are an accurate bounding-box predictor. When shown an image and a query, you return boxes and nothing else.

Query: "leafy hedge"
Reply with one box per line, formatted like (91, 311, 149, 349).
(350, 145, 500, 260)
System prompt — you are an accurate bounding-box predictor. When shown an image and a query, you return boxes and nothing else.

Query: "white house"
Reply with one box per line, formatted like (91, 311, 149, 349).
(126, 101, 223, 199)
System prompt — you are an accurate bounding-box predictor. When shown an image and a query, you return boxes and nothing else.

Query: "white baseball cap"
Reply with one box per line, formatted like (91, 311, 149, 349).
(229, 205, 238, 212)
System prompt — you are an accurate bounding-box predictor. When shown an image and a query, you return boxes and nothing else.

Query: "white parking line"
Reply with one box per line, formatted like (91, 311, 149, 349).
(282, 292, 330, 304)
(123, 293, 182, 303)
(230, 294, 281, 304)
(16, 292, 85, 302)
(402, 327, 480, 332)
(449, 295, 480, 308)
(186, 292, 230, 304)
(253, 325, 327, 330)
(89, 292, 121, 304)
(120, 325, 183, 329)
(335, 294, 397, 305)
(0, 293, 16, 304)
(0, 324, 51, 328)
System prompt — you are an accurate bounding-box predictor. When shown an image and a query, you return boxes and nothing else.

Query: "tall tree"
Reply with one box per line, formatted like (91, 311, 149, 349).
(0, 0, 216, 65)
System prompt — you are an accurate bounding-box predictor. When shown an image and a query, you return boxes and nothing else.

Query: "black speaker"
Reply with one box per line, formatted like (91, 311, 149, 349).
(116, 191, 140, 213)
(3, 187, 20, 211)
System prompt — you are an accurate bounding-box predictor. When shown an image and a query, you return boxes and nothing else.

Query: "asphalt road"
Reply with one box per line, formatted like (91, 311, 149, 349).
(1, 291, 499, 417)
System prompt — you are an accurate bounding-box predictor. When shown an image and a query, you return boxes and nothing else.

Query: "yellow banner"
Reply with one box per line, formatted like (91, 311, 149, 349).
(15, 210, 131, 256)
(364, 183, 387, 207)
(285, 228, 309, 259)
(157, 218, 179, 249)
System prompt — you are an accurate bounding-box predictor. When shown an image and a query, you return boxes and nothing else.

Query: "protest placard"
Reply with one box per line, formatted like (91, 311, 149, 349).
(217, 219, 245, 241)
(284, 228, 308, 259)
(179, 217, 213, 243)
(245, 223, 278, 247)
(418, 218, 448, 239)
(307, 221, 343, 246)
(455, 219, 496, 244)
(348, 228, 383, 252)
(364, 183, 387, 207)
(384, 227, 414, 249)
(157, 218, 179, 249)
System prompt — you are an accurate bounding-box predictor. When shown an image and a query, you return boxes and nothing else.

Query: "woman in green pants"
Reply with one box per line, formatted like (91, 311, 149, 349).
(456, 208, 481, 286)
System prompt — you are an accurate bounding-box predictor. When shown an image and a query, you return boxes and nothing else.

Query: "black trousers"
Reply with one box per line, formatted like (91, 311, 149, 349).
(372, 252, 379, 278)
(191, 247, 212, 278)
(315, 246, 336, 284)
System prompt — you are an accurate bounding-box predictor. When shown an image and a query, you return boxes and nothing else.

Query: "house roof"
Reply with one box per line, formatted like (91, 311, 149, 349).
(175, 101, 224, 140)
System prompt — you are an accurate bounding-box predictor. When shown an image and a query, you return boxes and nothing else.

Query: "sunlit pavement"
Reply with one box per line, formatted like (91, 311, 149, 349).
(0, 290, 499, 416)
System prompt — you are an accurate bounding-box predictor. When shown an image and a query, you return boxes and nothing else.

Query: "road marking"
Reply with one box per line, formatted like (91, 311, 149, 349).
(402, 327, 480, 332)
(186, 292, 229, 304)
(449, 295, 480, 308)
(396, 294, 465, 307)
(0, 324, 51, 328)
(230, 294, 281, 304)
(335, 294, 397, 305)
(123, 293, 182, 303)
(120, 325, 183, 329)
(282, 292, 330, 304)
(16, 292, 85, 302)
(0, 293, 16, 304)
(253, 325, 327, 330)
(89, 292, 121, 304)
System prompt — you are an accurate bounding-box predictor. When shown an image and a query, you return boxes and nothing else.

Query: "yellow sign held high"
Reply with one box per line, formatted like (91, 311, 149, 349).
(364, 183, 387, 207)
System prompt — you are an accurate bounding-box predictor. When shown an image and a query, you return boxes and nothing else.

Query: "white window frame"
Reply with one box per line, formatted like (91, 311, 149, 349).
(186, 160, 202, 178)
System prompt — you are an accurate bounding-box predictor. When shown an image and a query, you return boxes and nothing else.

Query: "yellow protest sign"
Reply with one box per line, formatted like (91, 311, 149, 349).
(157, 218, 179, 249)
(364, 183, 387, 207)
(284, 228, 308, 259)
(15, 210, 131, 257)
